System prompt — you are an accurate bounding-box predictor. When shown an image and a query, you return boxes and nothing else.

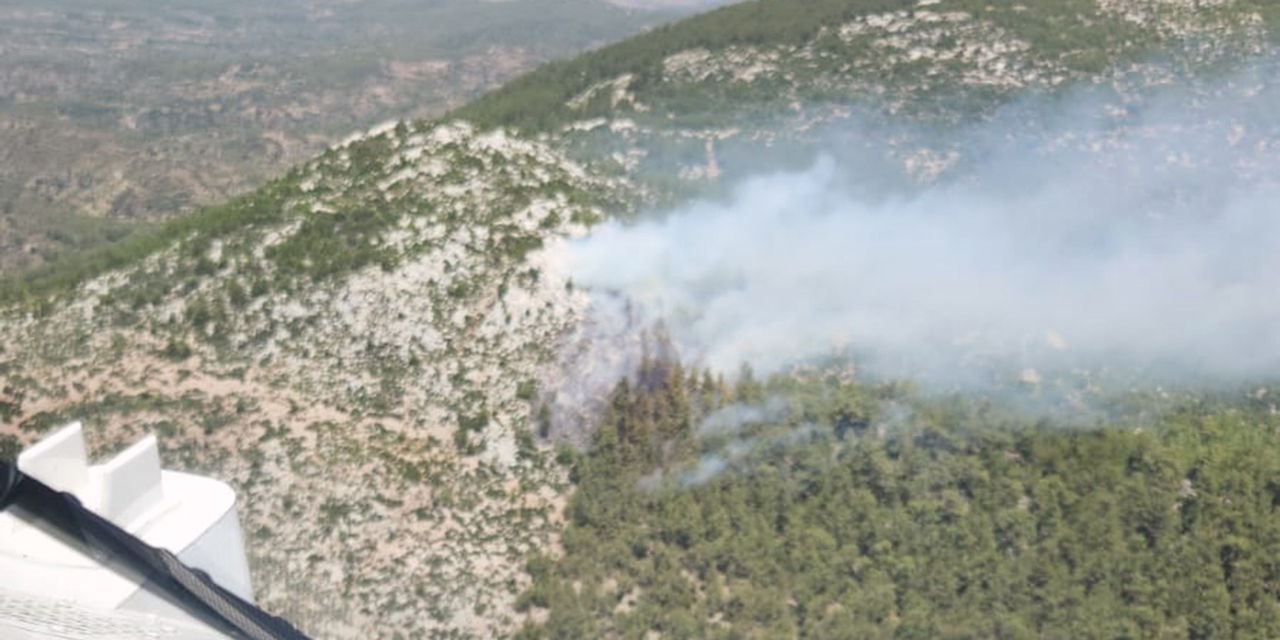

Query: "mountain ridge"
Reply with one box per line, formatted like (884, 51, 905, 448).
(0, 0, 675, 275)
(4, 1, 1280, 638)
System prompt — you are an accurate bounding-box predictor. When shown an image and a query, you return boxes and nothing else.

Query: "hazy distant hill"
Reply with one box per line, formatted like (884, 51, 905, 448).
(0, 0, 676, 275)
(3, 0, 1280, 638)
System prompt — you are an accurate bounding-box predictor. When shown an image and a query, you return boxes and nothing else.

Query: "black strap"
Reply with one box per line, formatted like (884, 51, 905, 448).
(0, 460, 312, 640)
(0, 461, 18, 511)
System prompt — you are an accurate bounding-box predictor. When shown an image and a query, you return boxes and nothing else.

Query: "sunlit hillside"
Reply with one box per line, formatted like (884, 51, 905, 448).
(4, 0, 1280, 638)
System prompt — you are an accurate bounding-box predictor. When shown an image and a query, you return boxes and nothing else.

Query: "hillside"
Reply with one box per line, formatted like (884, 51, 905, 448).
(3, 0, 1280, 638)
(515, 354, 1280, 639)
(0, 0, 672, 275)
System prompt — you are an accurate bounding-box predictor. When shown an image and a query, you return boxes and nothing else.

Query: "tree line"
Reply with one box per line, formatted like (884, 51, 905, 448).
(518, 349, 1280, 639)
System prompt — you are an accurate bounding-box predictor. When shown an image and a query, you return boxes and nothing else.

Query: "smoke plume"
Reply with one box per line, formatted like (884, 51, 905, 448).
(560, 62, 1280, 391)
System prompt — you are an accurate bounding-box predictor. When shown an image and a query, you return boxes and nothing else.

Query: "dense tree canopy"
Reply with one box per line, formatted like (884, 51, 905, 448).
(519, 353, 1280, 639)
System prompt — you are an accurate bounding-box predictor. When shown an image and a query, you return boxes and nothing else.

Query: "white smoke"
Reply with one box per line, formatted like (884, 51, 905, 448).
(641, 416, 820, 489)
(697, 396, 789, 437)
(562, 64, 1280, 389)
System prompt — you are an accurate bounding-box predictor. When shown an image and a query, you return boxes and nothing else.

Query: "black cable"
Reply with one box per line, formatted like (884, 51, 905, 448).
(0, 460, 18, 511)
(0, 460, 313, 640)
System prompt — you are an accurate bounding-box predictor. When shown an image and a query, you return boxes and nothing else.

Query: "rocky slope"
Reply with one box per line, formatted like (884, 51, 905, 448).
(1, 117, 638, 638)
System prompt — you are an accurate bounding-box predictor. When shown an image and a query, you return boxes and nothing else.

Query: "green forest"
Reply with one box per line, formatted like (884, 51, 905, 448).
(517, 350, 1280, 639)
